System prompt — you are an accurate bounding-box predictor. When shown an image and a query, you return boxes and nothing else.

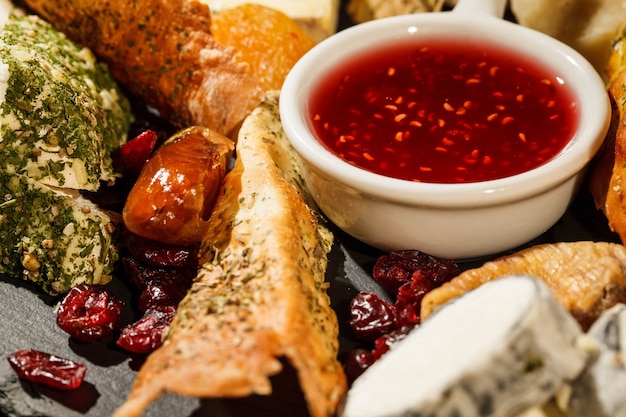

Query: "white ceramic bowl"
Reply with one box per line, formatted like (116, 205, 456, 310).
(280, 0, 611, 260)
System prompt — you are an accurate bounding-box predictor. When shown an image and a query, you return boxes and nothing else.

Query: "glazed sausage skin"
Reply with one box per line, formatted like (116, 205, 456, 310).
(123, 126, 234, 245)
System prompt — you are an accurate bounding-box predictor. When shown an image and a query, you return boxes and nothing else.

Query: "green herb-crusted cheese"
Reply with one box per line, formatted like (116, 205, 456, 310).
(0, 12, 133, 191)
(0, 8, 133, 294)
(0, 171, 117, 295)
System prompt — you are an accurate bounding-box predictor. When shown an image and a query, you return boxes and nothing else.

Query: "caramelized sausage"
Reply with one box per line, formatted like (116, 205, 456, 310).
(122, 126, 234, 245)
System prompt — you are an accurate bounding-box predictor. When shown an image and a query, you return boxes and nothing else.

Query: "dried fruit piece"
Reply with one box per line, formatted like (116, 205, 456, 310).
(117, 232, 195, 353)
(138, 281, 189, 312)
(56, 284, 124, 343)
(122, 255, 190, 290)
(349, 292, 397, 341)
(345, 250, 460, 380)
(122, 127, 234, 246)
(122, 232, 198, 272)
(112, 130, 158, 178)
(370, 327, 411, 361)
(395, 270, 437, 327)
(7, 349, 86, 390)
(117, 306, 176, 354)
(343, 348, 375, 384)
(373, 250, 460, 295)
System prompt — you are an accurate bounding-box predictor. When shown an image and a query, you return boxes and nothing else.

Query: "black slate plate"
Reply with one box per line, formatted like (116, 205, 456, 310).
(0, 1, 621, 416)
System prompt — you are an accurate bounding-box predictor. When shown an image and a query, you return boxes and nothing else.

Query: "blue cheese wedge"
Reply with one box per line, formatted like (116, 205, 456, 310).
(0, 171, 117, 295)
(0, 12, 132, 191)
(566, 303, 626, 417)
(341, 275, 590, 417)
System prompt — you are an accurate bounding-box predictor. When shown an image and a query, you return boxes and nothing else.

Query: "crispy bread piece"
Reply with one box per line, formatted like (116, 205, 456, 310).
(589, 71, 625, 240)
(112, 91, 347, 417)
(421, 241, 626, 331)
(590, 31, 626, 242)
(606, 26, 626, 82)
(23, 0, 260, 135)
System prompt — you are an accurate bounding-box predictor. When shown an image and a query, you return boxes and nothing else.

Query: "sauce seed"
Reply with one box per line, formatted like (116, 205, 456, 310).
(394, 114, 407, 122)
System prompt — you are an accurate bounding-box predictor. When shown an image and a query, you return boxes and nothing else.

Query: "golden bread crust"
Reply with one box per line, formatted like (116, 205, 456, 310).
(24, 0, 260, 135)
(590, 68, 626, 242)
(421, 241, 626, 331)
(112, 91, 346, 417)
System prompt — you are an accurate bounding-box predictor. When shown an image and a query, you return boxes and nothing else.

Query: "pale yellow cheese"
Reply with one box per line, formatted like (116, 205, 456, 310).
(517, 401, 572, 417)
(201, 0, 339, 41)
(510, 0, 626, 77)
(346, 0, 444, 23)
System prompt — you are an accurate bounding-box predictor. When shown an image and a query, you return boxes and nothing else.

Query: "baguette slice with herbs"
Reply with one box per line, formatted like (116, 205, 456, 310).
(113, 90, 347, 417)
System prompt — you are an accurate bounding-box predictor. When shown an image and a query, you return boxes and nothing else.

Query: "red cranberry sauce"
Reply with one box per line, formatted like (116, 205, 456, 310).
(309, 37, 579, 184)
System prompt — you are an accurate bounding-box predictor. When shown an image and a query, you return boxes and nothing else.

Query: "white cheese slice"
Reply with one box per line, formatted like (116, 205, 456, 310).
(567, 303, 626, 417)
(341, 275, 589, 417)
(200, 0, 339, 42)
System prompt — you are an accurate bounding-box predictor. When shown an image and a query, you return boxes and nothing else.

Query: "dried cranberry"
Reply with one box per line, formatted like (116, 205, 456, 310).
(395, 301, 420, 328)
(371, 327, 412, 361)
(117, 306, 176, 354)
(343, 348, 375, 383)
(7, 349, 86, 390)
(343, 250, 460, 383)
(112, 130, 158, 177)
(56, 284, 124, 343)
(349, 292, 398, 341)
(394, 270, 435, 327)
(122, 256, 192, 291)
(122, 233, 198, 272)
(373, 250, 460, 294)
(121, 256, 150, 291)
(138, 281, 189, 312)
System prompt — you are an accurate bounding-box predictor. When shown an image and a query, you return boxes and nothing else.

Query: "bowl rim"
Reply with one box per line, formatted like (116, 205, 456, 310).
(280, 11, 611, 208)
